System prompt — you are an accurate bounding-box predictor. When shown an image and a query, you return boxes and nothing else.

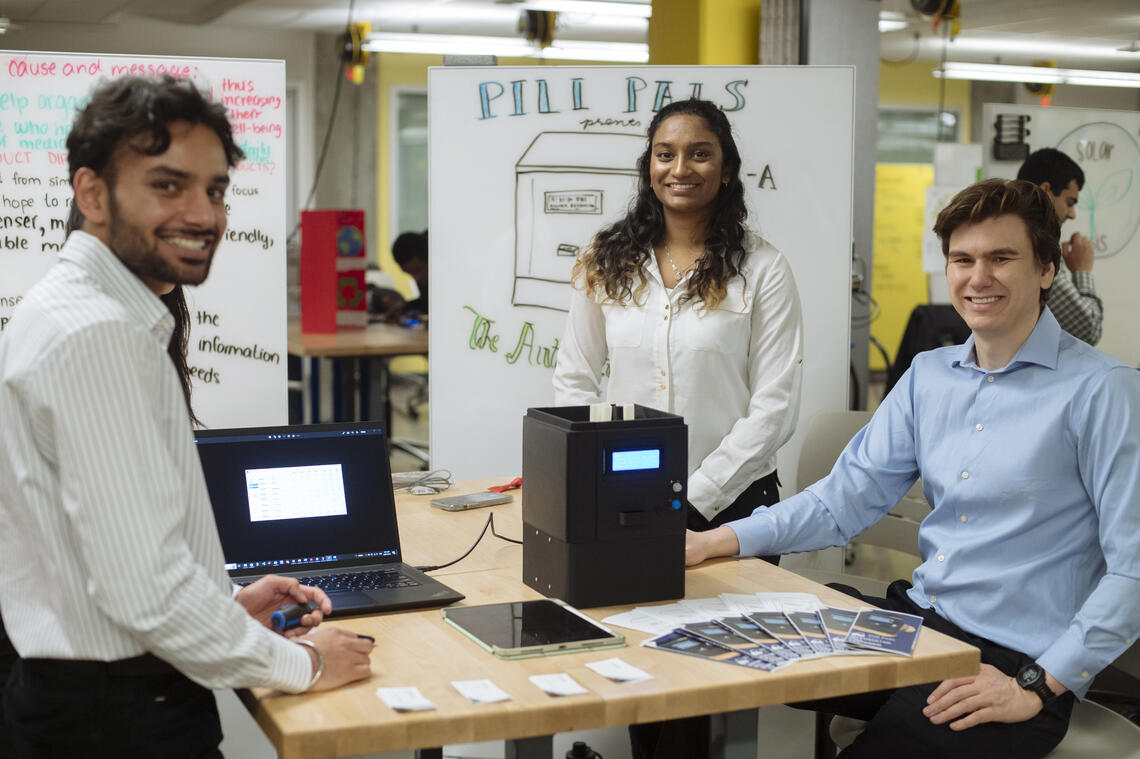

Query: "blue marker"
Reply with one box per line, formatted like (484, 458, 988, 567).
(271, 601, 317, 632)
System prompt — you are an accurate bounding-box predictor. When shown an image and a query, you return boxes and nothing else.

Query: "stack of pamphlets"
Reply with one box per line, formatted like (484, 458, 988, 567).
(602, 592, 923, 672)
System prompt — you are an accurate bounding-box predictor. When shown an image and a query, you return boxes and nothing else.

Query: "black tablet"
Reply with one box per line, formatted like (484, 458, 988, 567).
(441, 599, 625, 659)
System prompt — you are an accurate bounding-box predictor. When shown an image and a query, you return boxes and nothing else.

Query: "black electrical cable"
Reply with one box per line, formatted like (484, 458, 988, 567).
(851, 289, 881, 328)
(286, 0, 357, 245)
(414, 513, 521, 573)
(868, 334, 892, 379)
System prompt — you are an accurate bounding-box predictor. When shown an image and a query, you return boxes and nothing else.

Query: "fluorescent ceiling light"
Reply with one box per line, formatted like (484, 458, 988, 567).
(940, 36, 1140, 61)
(517, 0, 652, 19)
(934, 62, 1140, 88)
(362, 32, 648, 62)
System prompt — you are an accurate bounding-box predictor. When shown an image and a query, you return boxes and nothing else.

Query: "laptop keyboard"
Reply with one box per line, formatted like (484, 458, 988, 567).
(236, 568, 421, 592)
(294, 568, 421, 592)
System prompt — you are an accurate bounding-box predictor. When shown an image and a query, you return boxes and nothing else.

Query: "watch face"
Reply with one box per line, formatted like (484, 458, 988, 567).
(1017, 664, 1042, 688)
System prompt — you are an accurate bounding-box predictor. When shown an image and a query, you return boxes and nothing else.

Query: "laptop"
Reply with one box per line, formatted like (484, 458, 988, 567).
(194, 421, 464, 616)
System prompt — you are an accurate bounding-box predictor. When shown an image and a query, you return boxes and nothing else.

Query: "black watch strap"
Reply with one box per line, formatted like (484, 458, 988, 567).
(1016, 664, 1054, 704)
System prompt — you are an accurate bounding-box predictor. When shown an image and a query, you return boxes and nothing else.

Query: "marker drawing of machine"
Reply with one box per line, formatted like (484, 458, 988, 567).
(512, 131, 643, 311)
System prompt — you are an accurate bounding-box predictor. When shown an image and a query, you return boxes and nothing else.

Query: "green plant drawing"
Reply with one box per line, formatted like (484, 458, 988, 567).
(1078, 168, 1133, 240)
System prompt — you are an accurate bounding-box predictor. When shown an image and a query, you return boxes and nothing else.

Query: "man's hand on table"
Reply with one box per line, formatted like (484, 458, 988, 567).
(923, 663, 1065, 730)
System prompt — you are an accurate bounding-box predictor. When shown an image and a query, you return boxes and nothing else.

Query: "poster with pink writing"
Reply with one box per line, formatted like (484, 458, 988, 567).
(0, 51, 286, 428)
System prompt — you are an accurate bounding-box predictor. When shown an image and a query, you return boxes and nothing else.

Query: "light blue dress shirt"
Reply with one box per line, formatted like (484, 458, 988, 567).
(731, 308, 1140, 698)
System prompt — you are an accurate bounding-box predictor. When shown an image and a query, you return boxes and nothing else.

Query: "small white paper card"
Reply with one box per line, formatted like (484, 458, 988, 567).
(529, 673, 588, 696)
(451, 679, 511, 704)
(586, 657, 652, 683)
(376, 686, 436, 712)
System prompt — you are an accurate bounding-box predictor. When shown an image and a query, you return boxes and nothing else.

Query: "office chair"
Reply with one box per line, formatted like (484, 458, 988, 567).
(790, 411, 1140, 758)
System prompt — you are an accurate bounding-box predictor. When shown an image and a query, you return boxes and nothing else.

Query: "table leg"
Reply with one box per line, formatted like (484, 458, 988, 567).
(378, 358, 392, 437)
(414, 749, 442, 759)
(505, 734, 553, 759)
(331, 358, 344, 422)
(359, 357, 371, 421)
(710, 708, 758, 759)
(303, 357, 318, 425)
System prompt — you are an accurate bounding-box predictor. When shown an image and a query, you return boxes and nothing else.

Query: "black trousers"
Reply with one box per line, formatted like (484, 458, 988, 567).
(631, 471, 781, 759)
(0, 617, 16, 759)
(3, 656, 223, 759)
(791, 580, 1075, 759)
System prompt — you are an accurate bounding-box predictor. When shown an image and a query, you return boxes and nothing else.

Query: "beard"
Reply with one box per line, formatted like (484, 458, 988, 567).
(106, 191, 217, 288)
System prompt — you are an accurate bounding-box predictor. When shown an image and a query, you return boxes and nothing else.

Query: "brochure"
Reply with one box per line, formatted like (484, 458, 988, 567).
(845, 609, 923, 656)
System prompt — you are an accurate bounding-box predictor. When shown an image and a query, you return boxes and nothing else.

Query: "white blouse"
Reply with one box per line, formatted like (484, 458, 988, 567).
(553, 234, 804, 521)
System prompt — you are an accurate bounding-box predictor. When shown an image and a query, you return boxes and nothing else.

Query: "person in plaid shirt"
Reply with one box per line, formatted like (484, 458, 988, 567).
(1016, 148, 1102, 345)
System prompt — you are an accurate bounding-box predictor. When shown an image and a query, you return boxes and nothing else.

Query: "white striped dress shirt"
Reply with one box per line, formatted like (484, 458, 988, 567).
(0, 231, 311, 692)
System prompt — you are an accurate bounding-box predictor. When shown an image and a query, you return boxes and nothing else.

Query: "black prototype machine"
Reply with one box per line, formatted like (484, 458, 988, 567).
(521, 404, 688, 608)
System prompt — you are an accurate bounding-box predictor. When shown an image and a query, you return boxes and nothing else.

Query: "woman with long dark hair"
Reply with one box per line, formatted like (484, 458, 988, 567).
(554, 99, 804, 536)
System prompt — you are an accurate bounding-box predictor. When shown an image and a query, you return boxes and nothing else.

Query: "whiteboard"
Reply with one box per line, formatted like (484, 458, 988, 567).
(982, 103, 1140, 365)
(429, 66, 854, 486)
(0, 51, 287, 428)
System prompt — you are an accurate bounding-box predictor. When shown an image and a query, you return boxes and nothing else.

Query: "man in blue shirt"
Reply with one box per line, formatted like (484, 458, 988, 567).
(687, 178, 1140, 758)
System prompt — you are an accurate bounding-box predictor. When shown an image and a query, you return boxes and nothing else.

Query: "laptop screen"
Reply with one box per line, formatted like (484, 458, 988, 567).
(194, 422, 401, 577)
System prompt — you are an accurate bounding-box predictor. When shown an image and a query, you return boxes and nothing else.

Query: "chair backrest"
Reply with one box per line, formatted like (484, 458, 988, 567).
(796, 410, 873, 491)
(796, 409, 925, 558)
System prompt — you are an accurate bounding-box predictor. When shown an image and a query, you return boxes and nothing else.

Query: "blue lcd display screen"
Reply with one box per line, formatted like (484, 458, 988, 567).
(611, 448, 661, 472)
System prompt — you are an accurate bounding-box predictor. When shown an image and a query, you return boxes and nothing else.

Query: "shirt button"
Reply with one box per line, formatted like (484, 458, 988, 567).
(659, 384, 666, 390)
(975, 424, 983, 431)
(1082, 671, 1090, 679)
(961, 471, 969, 479)
(930, 595, 937, 603)
(663, 315, 668, 321)
(938, 555, 945, 562)
(665, 304, 670, 310)
(960, 515, 968, 523)
(987, 375, 995, 383)
(660, 370, 666, 376)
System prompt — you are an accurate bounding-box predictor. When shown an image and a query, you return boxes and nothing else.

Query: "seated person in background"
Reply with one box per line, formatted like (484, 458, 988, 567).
(1016, 148, 1102, 345)
(365, 262, 408, 322)
(392, 230, 429, 315)
(687, 178, 1140, 759)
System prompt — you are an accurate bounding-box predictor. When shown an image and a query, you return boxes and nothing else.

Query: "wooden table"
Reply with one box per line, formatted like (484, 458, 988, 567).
(287, 316, 428, 430)
(240, 479, 980, 759)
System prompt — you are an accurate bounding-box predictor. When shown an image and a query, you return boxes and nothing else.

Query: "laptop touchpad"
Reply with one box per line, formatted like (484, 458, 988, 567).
(327, 591, 382, 608)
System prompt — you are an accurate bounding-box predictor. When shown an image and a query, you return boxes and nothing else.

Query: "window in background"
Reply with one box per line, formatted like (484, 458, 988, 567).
(391, 87, 428, 235)
(877, 108, 960, 164)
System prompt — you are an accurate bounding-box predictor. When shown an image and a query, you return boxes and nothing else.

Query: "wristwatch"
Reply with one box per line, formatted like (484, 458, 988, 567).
(1016, 663, 1055, 704)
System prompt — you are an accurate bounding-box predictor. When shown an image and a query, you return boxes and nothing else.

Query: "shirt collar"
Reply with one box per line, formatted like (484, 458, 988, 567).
(60, 231, 175, 346)
(951, 307, 1061, 373)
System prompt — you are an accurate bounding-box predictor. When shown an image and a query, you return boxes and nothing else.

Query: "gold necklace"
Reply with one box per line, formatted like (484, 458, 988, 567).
(663, 244, 694, 283)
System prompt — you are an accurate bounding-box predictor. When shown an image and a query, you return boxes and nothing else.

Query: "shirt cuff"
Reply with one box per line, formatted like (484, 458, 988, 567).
(688, 469, 730, 521)
(1036, 629, 1109, 699)
(727, 507, 779, 558)
(266, 634, 318, 693)
(1070, 270, 1096, 295)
